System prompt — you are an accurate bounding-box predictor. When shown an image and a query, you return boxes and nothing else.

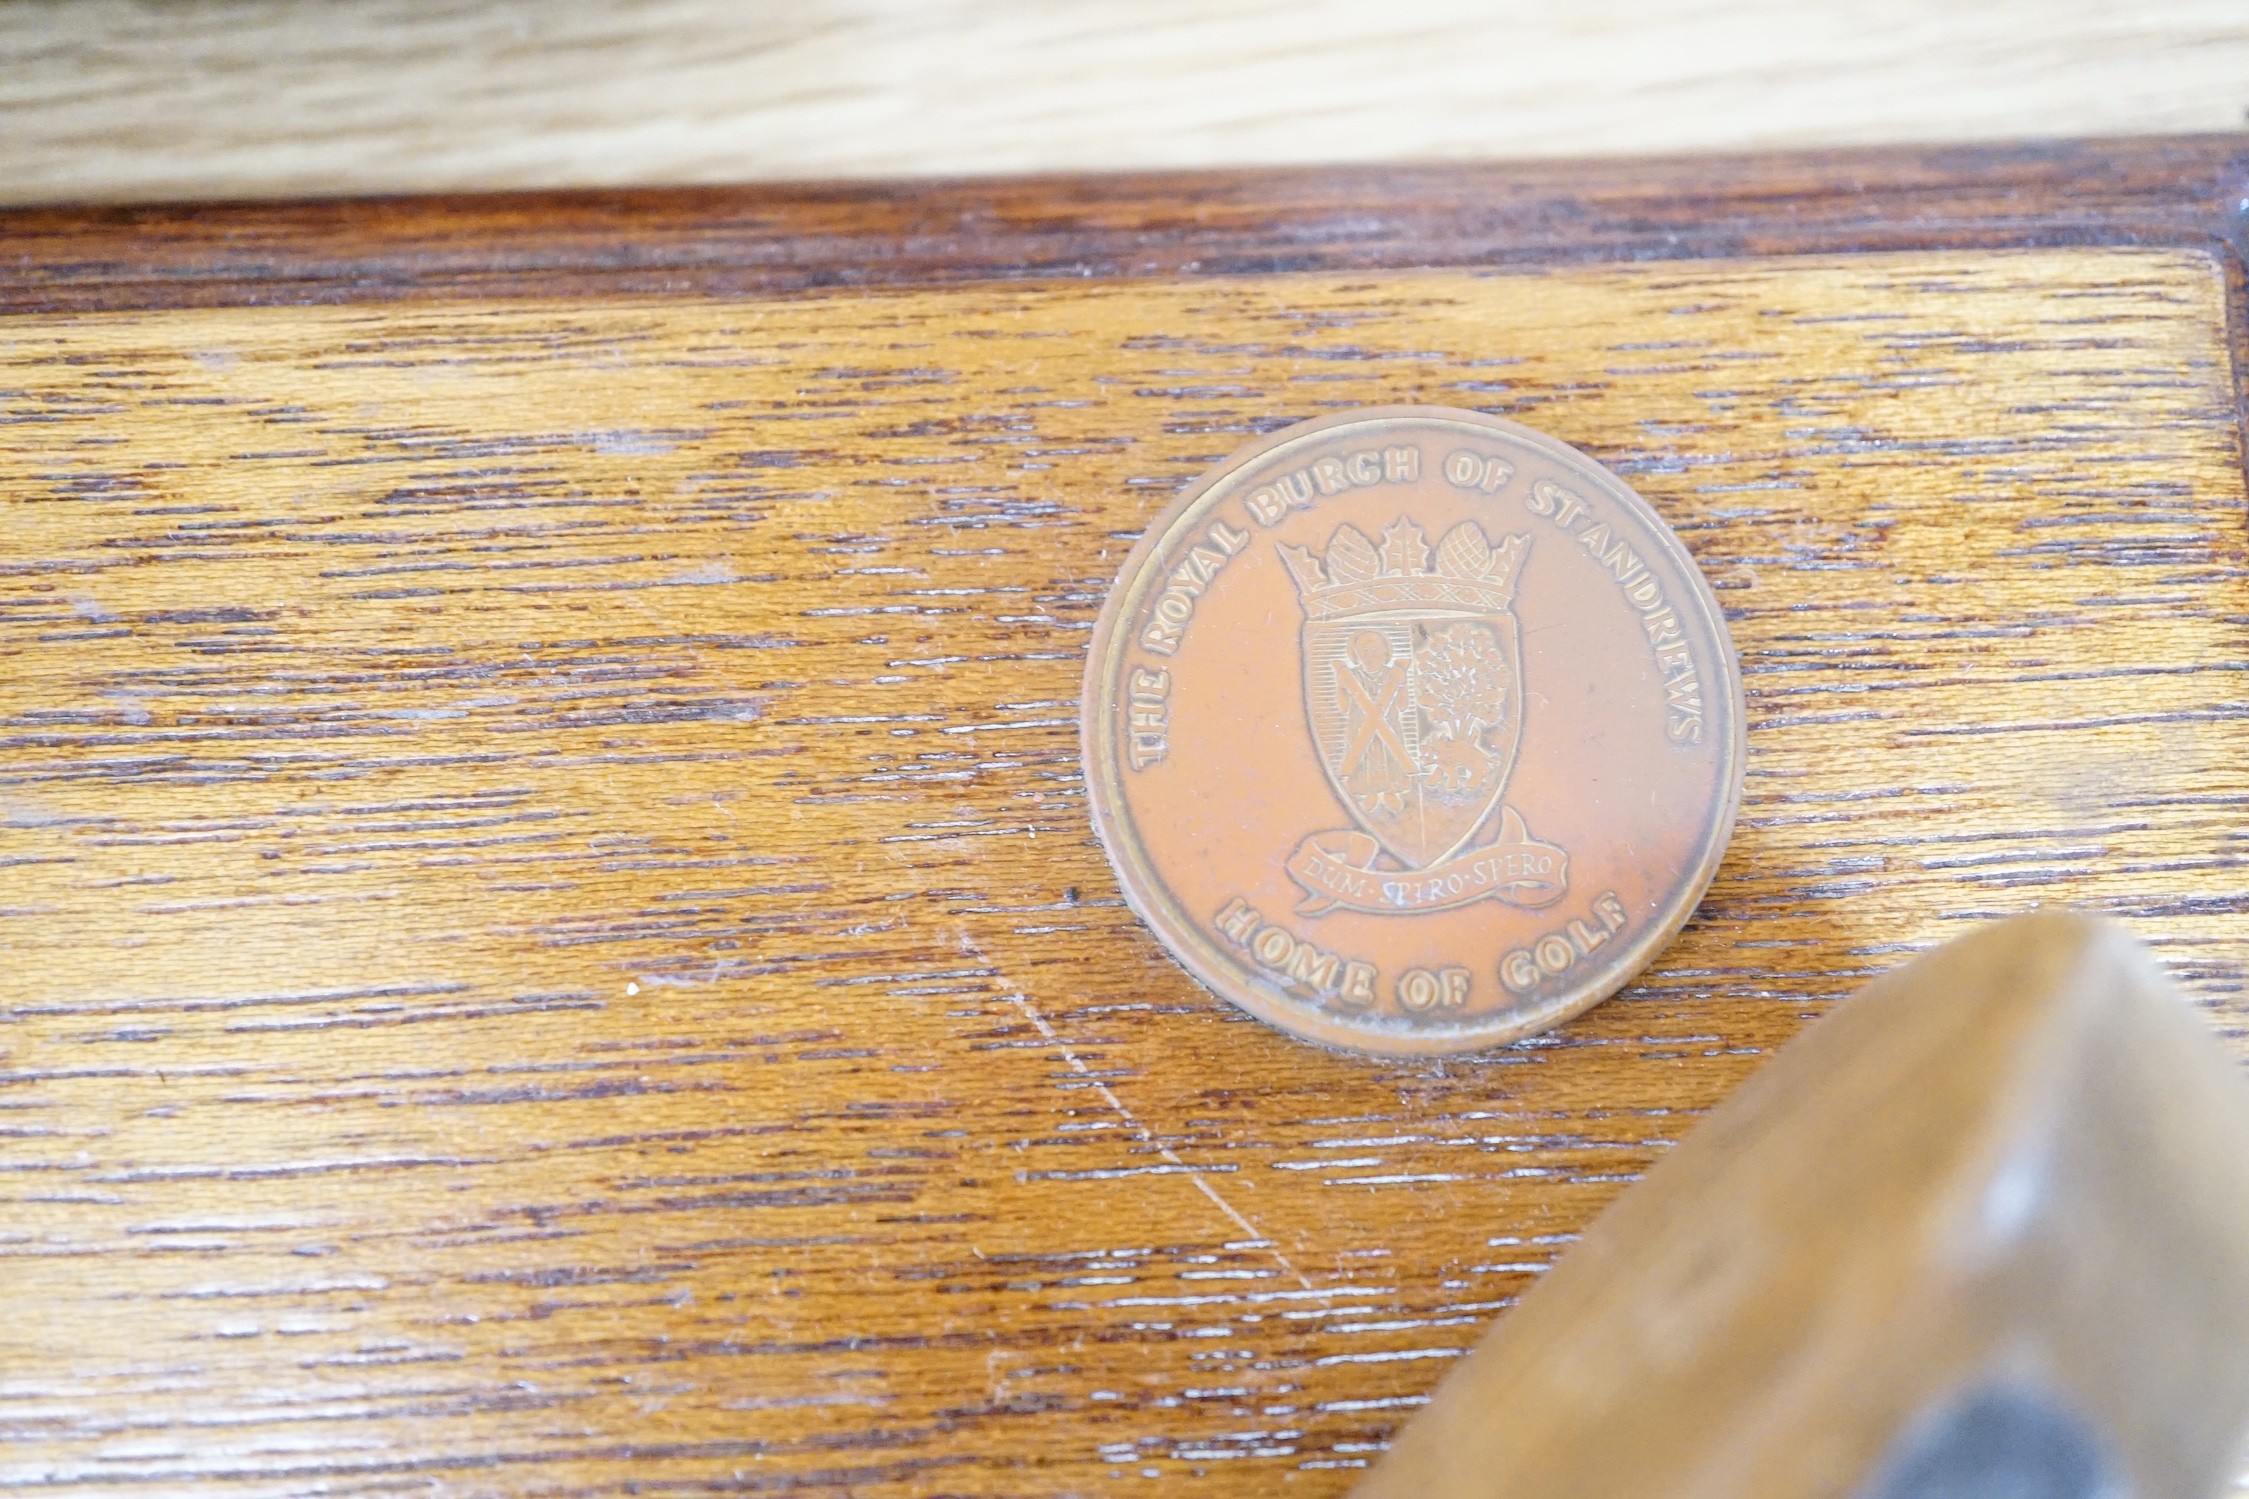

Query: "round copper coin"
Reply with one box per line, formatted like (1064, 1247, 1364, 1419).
(1082, 406, 1743, 1055)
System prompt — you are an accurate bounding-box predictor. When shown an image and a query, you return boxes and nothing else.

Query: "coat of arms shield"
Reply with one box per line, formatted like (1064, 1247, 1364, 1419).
(1279, 518, 1566, 916)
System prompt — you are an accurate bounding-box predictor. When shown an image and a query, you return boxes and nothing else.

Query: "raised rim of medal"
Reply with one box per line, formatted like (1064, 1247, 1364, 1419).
(1082, 407, 1746, 1057)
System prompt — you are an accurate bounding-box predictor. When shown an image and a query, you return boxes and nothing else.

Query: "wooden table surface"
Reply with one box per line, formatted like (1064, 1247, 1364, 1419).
(4, 0, 2249, 206)
(4, 139, 2249, 1495)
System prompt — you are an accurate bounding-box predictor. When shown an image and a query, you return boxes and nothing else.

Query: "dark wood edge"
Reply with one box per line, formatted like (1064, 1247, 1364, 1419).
(3, 135, 2248, 315)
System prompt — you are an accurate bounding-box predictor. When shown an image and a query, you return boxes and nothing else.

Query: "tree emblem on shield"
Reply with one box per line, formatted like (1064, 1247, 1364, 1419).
(1278, 519, 1569, 917)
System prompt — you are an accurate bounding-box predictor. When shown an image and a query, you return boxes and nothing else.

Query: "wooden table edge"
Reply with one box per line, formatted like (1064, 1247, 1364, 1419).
(3, 132, 2246, 504)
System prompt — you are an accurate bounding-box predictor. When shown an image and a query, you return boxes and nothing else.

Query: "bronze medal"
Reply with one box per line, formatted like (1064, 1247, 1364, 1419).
(1082, 407, 1744, 1055)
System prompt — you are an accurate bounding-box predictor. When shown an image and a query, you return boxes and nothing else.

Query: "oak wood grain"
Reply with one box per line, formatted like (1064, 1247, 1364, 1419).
(3, 245, 2246, 1495)
(5, 0, 2249, 207)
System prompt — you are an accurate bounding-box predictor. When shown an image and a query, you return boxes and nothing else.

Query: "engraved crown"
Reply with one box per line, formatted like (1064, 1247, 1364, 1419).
(1280, 518, 1528, 620)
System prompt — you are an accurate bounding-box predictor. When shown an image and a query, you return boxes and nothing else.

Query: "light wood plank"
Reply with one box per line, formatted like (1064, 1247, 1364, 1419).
(3, 0, 2248, 205)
